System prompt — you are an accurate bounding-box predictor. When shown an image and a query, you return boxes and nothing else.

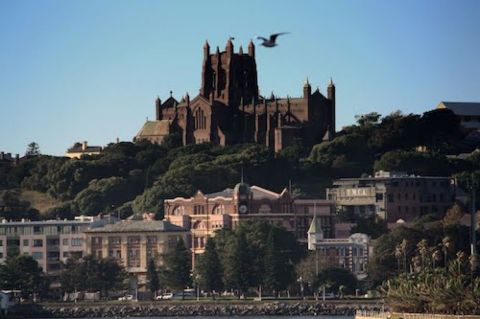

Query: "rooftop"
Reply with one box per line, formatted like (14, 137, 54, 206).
(437, 101, 480, 116)
(85, 219, 185, 233)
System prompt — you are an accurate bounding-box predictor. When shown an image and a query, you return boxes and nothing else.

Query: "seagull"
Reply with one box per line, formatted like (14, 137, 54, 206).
(256, 32, 289, 47)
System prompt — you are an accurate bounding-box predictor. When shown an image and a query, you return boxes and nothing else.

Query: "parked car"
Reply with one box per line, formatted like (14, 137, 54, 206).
(118, 294, 134, 301)
(155, 293, 173, 300)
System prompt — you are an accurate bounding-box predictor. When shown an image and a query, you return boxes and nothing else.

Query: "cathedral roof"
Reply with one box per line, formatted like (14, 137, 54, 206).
(135, 120, 171, 138)
(162, 96, 179, 109)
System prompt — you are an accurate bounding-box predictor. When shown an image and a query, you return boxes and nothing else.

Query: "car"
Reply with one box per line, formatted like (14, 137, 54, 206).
(118, 294, 134, 301)
(155, 293, 173, 300)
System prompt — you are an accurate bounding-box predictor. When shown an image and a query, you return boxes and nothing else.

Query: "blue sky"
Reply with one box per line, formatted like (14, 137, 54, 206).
(1, 0, 479, 156)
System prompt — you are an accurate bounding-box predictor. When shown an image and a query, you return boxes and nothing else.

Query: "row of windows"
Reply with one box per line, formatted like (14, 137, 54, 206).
(0, 225, 82, 236)
(387, 193, 450, 203)
(390, 180, 450, 187)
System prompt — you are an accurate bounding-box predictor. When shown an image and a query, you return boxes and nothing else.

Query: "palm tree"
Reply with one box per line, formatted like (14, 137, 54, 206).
(442, 236, 454, 267)
(432, 249, 442, 268)
(417, 239, 429, 270)
(395, 244, 403, 272)
(400, 239, 408, 273)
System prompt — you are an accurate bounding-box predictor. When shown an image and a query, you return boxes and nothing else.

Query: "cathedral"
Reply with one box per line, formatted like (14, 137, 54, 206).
(135, 39, 336, 151)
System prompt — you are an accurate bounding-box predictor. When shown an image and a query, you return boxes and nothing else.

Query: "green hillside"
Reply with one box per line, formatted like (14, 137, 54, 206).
(1, 108, 479, 222)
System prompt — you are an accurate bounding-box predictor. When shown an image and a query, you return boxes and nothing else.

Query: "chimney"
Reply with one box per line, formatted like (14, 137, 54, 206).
(0, 152, 3, 160)
(15, 154, 19, 165)
(116, 137, 120, 144)
(82, 141, 87, 151)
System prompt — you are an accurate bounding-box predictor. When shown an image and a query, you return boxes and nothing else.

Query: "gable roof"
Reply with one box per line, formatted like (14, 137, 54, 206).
(136, 120, 171, 137)
(437, 102, 480, 116)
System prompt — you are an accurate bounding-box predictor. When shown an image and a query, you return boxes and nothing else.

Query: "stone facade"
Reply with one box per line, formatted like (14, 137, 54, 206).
(164, 182, 335, 266)
(135, 39, 336, 151)
(84, 214, 188, 288)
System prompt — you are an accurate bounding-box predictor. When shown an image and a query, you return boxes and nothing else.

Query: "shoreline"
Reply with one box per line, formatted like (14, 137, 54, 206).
(10, 300, 382, 318)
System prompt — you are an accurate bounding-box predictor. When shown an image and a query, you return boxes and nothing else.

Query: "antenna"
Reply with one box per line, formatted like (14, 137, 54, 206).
(241, 165, 244, 183)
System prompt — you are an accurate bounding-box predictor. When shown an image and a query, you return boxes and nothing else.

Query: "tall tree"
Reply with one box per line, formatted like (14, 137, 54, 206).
(59, 257, 84, 293)
(25, 142, 40, 156)
(0, 255, 46, 299)
(196, 238, 223, 298)
(163, 238, 191, 293)
(223, 231, 252, 297)
(146, 258, 160, 297)
(263, 227, 284, 296)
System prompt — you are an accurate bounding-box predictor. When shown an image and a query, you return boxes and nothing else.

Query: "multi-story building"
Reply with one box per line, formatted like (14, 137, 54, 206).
(0, 215, 114, 274)
(84, 214, 188, 288)
(164, 182, 335, 265)
(307, 215, 370, 279)
(326, 171, 456, 222)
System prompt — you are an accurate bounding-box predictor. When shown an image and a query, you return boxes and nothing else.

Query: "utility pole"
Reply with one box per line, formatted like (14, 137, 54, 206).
(470, 175, 477, 256)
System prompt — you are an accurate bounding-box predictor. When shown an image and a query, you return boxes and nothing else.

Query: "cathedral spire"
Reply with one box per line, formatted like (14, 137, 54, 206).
(239, 45, 243, 55)
(203, 40, 210, 57)
(248, 40, 255, 58)
(226, 38, 234, 55)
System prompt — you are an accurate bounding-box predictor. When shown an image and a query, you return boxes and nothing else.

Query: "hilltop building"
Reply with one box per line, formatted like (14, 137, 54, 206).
(135, 39, 336, 152)
(326, 171, 456, 222)
(437, 101, 480, 130)
(65, 141, 103, 159)
(164, 182, 335, 265)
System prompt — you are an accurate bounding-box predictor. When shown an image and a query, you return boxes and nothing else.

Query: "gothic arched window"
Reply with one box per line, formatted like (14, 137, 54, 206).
(194, 108, 207, 130)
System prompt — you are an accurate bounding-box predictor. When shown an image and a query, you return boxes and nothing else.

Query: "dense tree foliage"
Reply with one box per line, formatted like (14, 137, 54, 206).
(368, 220, 477, 286)
(161, 238, 191, 293)
(195, 238, 223, 297)
(196, 220, 303, 297)
(0, 255, 47, 298)
(59, 255, 127, 296)
(1, 108, 478, 222)
(384, 249, 480, 314)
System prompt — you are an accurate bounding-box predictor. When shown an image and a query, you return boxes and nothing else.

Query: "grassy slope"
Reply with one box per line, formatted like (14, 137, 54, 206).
(19, 189, 61, 214)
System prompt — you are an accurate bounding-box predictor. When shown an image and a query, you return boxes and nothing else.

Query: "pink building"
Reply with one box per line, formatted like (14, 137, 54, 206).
(164, 182, 335, 266)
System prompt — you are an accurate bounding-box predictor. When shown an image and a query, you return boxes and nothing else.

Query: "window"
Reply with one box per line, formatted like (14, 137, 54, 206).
(0, 240, 3, 247)
(23, 239, 29, 247)
(405, 193, 409, 200)
(32, 252, 43, 260)
(109, 237, 121, 245)
(63, 238, 69, 246)
(33, 239, 43, 247)
(0, 253, 3, 258)
(388, 194, 394, 203)
(33, 226, 42, 235)
(258, 204, 272, 214)
(194, 108, 207, 130)
(71, 238, 83, 247)
(194, 205, 205, 215)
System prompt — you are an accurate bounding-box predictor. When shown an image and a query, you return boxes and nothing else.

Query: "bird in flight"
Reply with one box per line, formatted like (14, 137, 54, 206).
(256, 32, 289, 47)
